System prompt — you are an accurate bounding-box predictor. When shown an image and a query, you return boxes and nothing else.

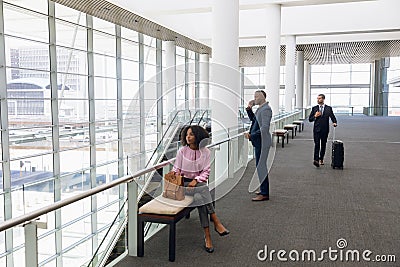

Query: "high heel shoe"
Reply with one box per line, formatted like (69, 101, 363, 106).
(204, 237, 214, 253)
(214, 227, 230, 236)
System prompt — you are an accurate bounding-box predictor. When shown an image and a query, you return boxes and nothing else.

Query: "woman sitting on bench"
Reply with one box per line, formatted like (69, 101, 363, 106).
(173, 125, 230, 253)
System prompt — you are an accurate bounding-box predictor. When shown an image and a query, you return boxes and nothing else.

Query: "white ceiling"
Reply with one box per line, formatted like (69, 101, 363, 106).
(107, 0, 400, 47)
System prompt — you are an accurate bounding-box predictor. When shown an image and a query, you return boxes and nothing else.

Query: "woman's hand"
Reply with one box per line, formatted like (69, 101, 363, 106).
(186, 179, 197, 193)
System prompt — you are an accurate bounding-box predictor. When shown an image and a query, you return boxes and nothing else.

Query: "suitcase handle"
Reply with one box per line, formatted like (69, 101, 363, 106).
(333, 126, 335, 141)
(332, 125, 337, 142)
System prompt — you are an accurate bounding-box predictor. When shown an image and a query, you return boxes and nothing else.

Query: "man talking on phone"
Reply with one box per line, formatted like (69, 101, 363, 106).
(309, 94, 337, 167)
(244, 90, 272, 201)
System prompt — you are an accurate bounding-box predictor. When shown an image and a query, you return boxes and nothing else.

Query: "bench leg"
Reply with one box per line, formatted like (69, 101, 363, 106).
(282, 136, 284, 148)
(169, 223, 176, 262)
(276, 135, 280, 143)
(138, 218, 145, 257)
(291, 130, 294, 139)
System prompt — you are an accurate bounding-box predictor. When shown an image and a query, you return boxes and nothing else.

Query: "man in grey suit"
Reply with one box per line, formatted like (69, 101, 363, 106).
(244, 90, 272, 201)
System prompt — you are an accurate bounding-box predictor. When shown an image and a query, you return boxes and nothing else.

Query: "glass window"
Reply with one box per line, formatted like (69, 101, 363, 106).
(58, 100, 89, 122)
(94, 77, 117, 99)
(244, 67, 260, 75)
(96, 162, 118, 185)
(59, 124, 89, 152)
(312, 73, 331, 85)
(244, 74, 260, 86)
(176, 55, 185, 72)
(176, 70, 185, 90)
(121, 27, 138, 41)
(311, 64, 331, 72)
(331, 64, 350, 72)
(331, 88, 350, 94)
(121, 39, 139, 62)
(38, 233, 56, 263)
(351, 71, 370, 84)
(351, 87, 369, 94)
(93, 30, 116, 57)
(143, 35, 156, 47)
(350, 93, 369, 106)
(122, 80, 139, 99)
(4, 0, 48, 14)
(330, 94, 350, 106)
(95, 100, 117, 121)
(144, 64, 157, 81)
(55, 3, 86, 26)
(93, 17, 115, 35)
(93, 54, 116, 78)
(388, 57, 400, 80)
(351, 63, 370, 72)
(330, 72, 350, 84)
(56, 20, 87, 50)
(5, 37, 50, 72)
(56, 47, 88, 76)
(121, 59, 139, 80)
(176, 46, 185, 57)
(3, 4, 48, 42)
(9, 153, 54, 186)
(57, 73, 87, 96)
(59, 149, 90, 175)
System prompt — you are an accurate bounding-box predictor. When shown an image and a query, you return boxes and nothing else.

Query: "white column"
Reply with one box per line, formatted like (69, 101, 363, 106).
(265, 4, 281, 115)
(211, 0, 239, 184)
(199, 53, 209, 109)
(296, 50, 304, 109)
(164, 41, 176, 120)
(285, 35, 296, 112)
(304, 60, 311, 107)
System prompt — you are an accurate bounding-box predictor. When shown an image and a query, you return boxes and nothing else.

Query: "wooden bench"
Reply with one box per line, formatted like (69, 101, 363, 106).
(273, 129, 289, 148)
(292, 120, 304, 132)
(137, 195, 195, 262)
(283, 124, 298, 139)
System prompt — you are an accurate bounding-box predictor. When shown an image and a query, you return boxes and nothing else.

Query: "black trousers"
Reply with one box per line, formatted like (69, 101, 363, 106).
(313, 131, 328, 161)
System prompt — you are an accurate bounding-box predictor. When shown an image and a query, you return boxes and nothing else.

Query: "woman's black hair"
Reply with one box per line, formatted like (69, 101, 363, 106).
(180, 125, 210, 149)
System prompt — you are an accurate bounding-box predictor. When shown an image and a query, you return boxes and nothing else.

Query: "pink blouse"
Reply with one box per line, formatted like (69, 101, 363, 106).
(172, 146, 211, 183)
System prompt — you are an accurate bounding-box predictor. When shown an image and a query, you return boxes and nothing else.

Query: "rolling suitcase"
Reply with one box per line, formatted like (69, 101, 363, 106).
(331, 128, 344, 169)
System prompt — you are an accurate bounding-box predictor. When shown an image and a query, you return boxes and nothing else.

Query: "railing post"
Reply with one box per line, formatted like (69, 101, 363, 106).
(127, 180, 138, 256)
(24, 217, 46, 267)
(24, 223, 38, 267)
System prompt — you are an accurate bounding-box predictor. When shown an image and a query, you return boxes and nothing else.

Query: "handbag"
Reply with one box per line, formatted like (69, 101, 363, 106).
(162, 171, 185, 201)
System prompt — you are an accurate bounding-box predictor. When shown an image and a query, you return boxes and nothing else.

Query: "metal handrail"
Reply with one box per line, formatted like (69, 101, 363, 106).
(188, 109, 202, 125)
(197, 110, 210, 125)
(0, 131, 244, 232)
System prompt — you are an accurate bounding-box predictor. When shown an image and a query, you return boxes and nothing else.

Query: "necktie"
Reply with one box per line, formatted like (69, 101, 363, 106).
(320, 105, 323, 114)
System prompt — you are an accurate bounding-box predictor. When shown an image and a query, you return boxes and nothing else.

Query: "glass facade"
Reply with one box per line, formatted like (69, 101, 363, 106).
(242, 66, 286, 111)
(310, 63, 371, 114)
(242, 63, 372, 115)
(0, 1, 201, 266)
(388, 57, 400, 115)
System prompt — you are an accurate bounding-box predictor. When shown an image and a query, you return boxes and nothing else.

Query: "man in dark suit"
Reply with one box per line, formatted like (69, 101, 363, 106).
(244, 90, 272, 201)
(308, 94, 337, 167)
